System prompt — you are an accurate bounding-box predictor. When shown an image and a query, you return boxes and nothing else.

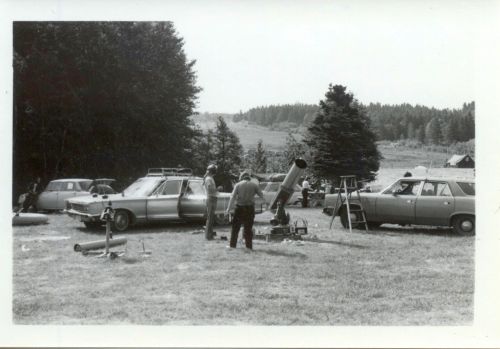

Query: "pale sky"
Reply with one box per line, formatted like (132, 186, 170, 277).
(171, 0, 486, 113)
(1, 0, 494, 114)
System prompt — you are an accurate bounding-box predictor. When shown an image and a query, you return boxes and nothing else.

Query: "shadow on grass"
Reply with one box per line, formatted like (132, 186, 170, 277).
(367, 225, 462, 238)
(303, 238, 368, 249)
(76, 221, 205, 235)
(254, 248, 307, 259)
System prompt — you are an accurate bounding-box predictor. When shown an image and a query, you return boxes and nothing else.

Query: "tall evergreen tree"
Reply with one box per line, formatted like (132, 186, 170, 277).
(283, 132, 309, 167)
(252, 139, 267, 174)
(425, 117, 443, 145)
(13, 22, 200, 197)
(444, 117, 460, 145)
(213, 116, 243, 191)
(304, 84, 381, 183)
(189, 128, 215, 175)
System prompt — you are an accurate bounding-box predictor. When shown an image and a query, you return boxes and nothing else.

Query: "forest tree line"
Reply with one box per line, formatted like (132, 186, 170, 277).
(234, 102, 475, 146)
(13, 22, 203, 196)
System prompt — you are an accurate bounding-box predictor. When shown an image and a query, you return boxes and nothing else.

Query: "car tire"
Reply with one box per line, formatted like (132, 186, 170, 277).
(452, 215, 475, 236)
(215, 213, 230, 225)
(112, 210, 130, 232)
(84, 221, 103, 229)
(340, 206, 364, 229)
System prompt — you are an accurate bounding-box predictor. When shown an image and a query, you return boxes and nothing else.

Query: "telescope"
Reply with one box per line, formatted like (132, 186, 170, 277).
(269, 158, 307, 210)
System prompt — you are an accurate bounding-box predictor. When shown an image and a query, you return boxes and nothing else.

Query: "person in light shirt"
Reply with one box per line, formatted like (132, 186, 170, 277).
(225, 171, 266, 250)
(301, 176, 310, 208)
(203, 164, 218, 240)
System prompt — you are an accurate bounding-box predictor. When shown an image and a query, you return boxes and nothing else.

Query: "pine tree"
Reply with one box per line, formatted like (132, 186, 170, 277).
(416, 125, 425, 144)
(252, 139, 267, 174)
(425, 117, 443, 145)
(444, 117, 460, 145)
(213, 116, 243, 191)
(407, 121, 416, 140)
(304, 84, 381, 183)
(13, 22, 200, 198)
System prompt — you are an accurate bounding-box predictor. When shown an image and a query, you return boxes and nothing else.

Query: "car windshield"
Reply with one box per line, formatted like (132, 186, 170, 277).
(383, 180, 422, 195)
(78, 180, 93, 191)
(457, 182, 475, 196)
(123, 177, 163, 197)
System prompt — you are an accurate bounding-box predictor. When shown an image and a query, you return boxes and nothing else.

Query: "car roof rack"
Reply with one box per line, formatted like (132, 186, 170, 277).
(147, 168, 193, 177)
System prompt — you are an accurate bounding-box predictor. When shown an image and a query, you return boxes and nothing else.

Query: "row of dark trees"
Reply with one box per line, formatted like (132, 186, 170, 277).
(234, 101, 475, 146)
(233, 104, 318, 126)
(14, 22, 202, 196)
(368, 102, 475, 144)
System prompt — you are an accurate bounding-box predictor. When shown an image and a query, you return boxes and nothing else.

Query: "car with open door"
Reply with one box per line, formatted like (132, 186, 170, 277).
(65, 168, 265, 231)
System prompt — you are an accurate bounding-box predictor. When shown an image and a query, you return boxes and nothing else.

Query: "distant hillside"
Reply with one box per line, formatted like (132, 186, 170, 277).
(191, 113, 301, 151)
(191, 114, 474, 170)
(232, 102, 475, 146)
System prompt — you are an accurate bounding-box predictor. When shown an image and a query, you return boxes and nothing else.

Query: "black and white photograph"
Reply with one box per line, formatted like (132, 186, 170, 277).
(1, 0, 500, 347)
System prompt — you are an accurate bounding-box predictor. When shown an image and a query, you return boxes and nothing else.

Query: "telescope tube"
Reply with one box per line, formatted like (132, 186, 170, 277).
(269, 159, 307, 209)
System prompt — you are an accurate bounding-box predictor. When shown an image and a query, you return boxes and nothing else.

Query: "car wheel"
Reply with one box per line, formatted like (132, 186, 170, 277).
(215, 213, 230, 225)
(452, 215, 475, 236)
(112, 210, 130, 232)
(340, 207, 364, 229)
(84, 221, 103, 229)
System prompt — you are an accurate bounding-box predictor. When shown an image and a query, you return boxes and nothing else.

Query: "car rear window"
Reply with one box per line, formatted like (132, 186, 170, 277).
(45, 181, 63, 191)
(457, 182, 475, 196)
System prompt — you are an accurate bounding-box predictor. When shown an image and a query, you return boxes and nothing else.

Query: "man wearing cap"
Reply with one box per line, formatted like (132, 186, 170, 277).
(225, 171, 266, 249)
(203, 164, 218, 240)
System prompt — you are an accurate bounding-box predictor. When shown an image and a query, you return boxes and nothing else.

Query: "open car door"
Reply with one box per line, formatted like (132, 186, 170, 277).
(146, 179, 183, 220)
(179, 179, 206, 219)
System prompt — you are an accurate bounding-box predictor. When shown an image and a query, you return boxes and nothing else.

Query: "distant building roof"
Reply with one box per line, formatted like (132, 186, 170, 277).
(446, 154, 468, 166)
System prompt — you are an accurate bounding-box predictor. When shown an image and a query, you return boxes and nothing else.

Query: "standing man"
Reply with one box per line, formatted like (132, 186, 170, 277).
(301, 176, 310, 208)
(22, 176, 41, 212)
(203, 164, 218, 240)
(225, 171, 266, 250)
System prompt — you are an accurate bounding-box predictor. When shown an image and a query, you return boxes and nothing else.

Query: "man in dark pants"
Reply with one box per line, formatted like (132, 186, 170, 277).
(225, 171, 266, 249)
(203, 164, 218, 240)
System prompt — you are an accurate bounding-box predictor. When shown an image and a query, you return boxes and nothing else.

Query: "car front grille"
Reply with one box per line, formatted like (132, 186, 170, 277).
(71, 203, 88, 213)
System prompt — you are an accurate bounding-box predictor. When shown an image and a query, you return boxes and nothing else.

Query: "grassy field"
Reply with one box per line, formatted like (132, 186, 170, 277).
(193, 116, 300, 151)
(12, 208, 474, 325)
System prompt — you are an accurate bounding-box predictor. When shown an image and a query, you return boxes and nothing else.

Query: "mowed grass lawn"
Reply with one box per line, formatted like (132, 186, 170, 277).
(12, 208, 474, 325)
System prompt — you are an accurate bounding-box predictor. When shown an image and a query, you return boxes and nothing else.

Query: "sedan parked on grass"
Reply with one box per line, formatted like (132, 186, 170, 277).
(36, 178, 116, 211)
(324, 177, 475, 235)
(37, 178, 94, 211)
(65, 169, 265, 231)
